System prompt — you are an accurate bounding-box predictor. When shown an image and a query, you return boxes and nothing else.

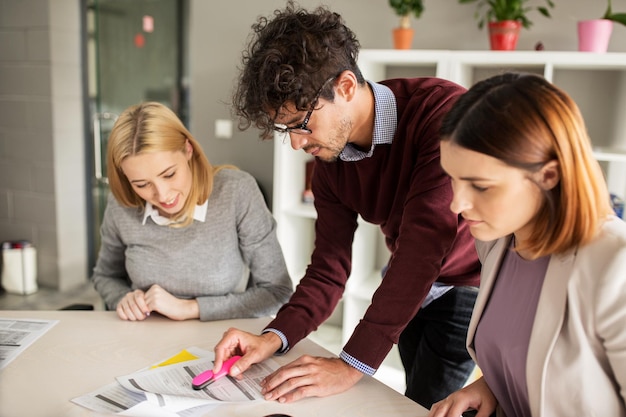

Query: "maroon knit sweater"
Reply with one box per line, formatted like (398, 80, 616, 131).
(267, 77, 481, 370)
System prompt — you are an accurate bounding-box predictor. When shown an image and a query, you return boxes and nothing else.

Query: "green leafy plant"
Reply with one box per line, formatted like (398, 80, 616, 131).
(459, 0, 554, 30)
(603, 0, 626, 27)
(389, 0, 425, 28)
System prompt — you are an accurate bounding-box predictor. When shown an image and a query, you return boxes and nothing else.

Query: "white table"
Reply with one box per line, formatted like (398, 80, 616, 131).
(0, 311, 428, 417)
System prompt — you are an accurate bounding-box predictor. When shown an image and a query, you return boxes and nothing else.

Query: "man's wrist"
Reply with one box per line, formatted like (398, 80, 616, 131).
(261, 330, 284, 353)
(339, 350, 376, 376)
(262, 328, 289, 354)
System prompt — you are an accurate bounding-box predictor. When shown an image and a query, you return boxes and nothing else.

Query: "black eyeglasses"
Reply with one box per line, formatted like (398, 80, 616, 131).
(273, 75, 336, 136)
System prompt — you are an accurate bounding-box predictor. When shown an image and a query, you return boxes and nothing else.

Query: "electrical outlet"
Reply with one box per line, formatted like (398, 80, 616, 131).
(215, 119, 233, 139)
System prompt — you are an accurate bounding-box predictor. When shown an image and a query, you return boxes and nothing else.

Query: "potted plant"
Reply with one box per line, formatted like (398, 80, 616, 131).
(458, 0, 555, 50)
(578, 0, 626, 52)
(389, 0, 425, 49)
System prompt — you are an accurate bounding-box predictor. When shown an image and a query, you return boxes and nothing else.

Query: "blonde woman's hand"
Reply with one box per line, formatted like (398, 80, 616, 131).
(428, 377, 497, 417)
(144, 284, 199, 320)
(116, 289, 150, 321)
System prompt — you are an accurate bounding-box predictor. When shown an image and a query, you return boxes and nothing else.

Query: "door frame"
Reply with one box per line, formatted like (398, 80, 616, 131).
(80, 0, 188, 272)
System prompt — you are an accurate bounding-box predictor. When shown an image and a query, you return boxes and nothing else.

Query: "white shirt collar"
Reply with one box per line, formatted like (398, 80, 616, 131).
(142, 199, 208, 226)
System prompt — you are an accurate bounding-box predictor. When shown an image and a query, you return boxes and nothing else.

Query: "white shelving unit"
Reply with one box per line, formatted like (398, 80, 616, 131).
(272, 50, 626, 394)
(358, 49, 626, 198)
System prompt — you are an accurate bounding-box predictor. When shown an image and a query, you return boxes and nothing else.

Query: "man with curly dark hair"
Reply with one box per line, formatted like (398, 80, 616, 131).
(213, 1, 481, 409)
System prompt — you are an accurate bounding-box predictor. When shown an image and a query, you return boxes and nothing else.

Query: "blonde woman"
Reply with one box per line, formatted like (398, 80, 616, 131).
(92, 102, 292, 321)
(430, 73, 626, 416)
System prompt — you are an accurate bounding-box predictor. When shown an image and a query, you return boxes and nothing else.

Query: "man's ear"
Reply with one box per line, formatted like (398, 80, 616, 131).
(536, 160, 560, 190)
(335, 70, 358, 102)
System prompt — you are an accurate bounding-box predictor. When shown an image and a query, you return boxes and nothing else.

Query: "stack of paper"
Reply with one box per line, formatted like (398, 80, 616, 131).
(71, 347, 279, 417)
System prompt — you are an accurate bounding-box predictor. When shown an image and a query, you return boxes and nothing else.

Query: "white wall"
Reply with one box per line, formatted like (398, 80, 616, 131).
(188, 0, 626, 206)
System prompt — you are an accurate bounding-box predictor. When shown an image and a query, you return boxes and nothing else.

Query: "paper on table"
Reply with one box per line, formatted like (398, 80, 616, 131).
(71, 381, 147, 414)
(71, 382, 219, 417)
(0, 318, 58, 370)
(71, 347, 213, 415)
(117, 355, 279, 401)
(71, 347, 280, 416)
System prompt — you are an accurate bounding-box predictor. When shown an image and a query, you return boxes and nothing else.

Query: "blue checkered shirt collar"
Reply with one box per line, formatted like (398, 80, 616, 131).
(339, 81, 397, 162)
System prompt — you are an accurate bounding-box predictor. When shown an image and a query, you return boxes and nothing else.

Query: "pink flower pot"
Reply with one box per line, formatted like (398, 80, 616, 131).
(578, 19, 613, 52)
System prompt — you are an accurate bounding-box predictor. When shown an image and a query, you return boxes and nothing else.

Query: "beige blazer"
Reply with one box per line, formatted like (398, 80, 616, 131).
(468, 216, 626, 417)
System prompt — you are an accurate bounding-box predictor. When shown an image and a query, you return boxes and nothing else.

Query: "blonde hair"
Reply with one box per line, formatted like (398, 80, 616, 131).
(107, 102, 234, 227)
(440, 73, 612, 258)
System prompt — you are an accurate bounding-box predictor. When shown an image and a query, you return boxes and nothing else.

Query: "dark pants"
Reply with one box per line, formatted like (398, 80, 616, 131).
(398, 286, 479, 410)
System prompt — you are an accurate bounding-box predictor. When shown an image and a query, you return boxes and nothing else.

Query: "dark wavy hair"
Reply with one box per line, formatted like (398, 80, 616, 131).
(440, 72, 612, 258)
(232, 0, 365, 139)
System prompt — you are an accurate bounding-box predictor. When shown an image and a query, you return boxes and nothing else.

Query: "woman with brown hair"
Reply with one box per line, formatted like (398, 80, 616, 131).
(431, 72, 626, 417)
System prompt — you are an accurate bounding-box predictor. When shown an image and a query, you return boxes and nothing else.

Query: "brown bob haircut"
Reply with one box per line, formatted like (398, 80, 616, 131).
(440, 72, 612, 258)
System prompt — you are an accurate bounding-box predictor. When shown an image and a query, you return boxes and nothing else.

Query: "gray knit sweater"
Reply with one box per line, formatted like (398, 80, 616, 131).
(92, 169, 293, 320)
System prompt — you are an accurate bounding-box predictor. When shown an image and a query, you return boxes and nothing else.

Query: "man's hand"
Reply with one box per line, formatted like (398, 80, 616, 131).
(213, 328, 282, 376)
(260, 355, 363, 403)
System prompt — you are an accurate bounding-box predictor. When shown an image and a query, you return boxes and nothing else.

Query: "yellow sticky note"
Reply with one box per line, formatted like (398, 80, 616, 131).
(150, 349, 200, 369)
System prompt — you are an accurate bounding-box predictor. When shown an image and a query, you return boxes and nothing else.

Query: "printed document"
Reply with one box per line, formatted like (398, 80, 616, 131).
(0, 318, 58, 370)
(71, 347, 280, 417)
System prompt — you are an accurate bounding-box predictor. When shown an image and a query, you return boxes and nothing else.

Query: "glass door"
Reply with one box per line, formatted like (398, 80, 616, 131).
(83, 0, 186, 270)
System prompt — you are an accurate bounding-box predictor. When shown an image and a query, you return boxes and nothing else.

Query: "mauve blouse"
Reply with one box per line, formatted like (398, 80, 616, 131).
(475, 244, 550, 417)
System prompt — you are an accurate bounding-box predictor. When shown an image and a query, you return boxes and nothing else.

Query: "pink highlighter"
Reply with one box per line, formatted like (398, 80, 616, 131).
(192, 355, 242, 390)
